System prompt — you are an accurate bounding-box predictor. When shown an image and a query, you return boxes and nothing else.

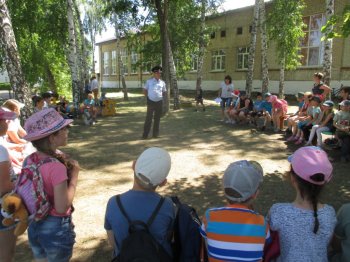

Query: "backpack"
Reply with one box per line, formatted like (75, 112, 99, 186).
(113, 195, 172, 262)
(171, 196, 207, 262)
(14, 153, 59, 221)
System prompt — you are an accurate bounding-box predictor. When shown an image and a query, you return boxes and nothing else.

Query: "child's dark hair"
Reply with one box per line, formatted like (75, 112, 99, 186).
(290, 167, 325, 234)
(224, 75, 232, 84)
(256, 92, 262, 97)
(32, 95, 43, 107)
(340, 86, 350, 94)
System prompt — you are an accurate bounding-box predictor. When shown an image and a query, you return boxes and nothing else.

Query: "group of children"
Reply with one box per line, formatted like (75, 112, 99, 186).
(104, 146, 347, 262)
(1, 109, 349, 262)
(217, 73, 350, 162)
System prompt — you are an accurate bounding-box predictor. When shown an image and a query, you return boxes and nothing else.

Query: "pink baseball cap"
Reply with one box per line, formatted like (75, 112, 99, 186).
(0, 107, 17, 120)
(268, 95, 277, 103)
(24, 108, 73, 141)
(288, 146, 333, 185)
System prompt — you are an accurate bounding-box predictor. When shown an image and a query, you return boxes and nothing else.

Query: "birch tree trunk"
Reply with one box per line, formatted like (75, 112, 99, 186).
(323, 0, 334, 87)
(0, 0, 32, 118)
(73, 0, 88, 98)
(154, 0, 180, 112)
(259, 0, 269, 93)
(114, 18, 128, 101)
(246, 0, 259, 96)
(196, 0, 206, 96)
(67, 0, 80, 108)
(279, 57, 285, 99)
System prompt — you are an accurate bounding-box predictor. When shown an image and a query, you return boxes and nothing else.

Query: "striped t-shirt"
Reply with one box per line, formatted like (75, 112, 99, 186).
(200, 204, 271, 262)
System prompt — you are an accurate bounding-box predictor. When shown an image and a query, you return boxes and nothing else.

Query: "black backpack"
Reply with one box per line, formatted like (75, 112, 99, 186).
(112, 195, 173, 262)
(171, 196, 208, 262)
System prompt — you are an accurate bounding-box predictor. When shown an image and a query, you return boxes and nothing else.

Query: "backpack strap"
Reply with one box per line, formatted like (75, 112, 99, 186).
(116, 195, 132, 224)
(146, 197, 165, 227)
(115, 195, 165, 228)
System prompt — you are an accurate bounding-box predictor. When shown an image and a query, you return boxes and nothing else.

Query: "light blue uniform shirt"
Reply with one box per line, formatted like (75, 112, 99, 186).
(144, 78, 166, 102)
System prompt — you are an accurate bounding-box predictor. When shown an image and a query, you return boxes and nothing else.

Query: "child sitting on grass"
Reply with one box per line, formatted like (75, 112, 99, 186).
(201, 160, 270, 261)
(268, 146, 336, 262)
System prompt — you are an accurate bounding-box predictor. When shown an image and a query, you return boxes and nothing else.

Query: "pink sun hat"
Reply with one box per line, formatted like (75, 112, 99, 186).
(288, 146, 333, 185)
(0, 107, 17, 120)
(24, 108, 73, 142)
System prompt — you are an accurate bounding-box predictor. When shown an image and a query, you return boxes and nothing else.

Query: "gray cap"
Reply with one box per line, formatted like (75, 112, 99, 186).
(339, 100, 350, 107)
(223, 160, 263, 203)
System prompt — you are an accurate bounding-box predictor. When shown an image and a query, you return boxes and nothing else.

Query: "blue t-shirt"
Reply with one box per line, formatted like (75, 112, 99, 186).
(261, 101, 272, 114)
(254, 100, 264, 111)
(298, 101, 305, 110)
(104, 190, 175, 257)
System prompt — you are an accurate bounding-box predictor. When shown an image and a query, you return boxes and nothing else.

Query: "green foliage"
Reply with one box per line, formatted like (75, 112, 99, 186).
(4, 0, 71, 96)
(104, 0, 222, 78)
(322, 5, 350, 39)
(0, 83, 11, 91)
(267, 0, 306, 70)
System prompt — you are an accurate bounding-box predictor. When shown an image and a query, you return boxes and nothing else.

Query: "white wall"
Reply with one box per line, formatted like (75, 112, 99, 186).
(102, 79, 349, 95)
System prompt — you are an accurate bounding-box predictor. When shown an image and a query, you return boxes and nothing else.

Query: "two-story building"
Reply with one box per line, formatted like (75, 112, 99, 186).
(96, 0, 350, 94)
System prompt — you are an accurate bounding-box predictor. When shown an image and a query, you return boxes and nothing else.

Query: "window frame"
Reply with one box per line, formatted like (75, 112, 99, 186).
(299, 13, 325, 67)
(111, 51, 117, 75)
(103, 52, 109, 76)
(211, 49, 226, 71)
(237, 47, 250, 70)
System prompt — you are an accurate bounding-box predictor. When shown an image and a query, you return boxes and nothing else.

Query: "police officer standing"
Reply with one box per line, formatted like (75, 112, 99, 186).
(142, 65, 166, 139)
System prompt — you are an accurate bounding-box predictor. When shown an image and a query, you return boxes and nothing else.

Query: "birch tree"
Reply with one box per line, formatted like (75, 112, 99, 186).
(73, 0, 89, 96)
(267, 0, 305, 98)
(259, 0, 269, 93)
(113, 16, 128, 101)
(67, 0, 80, 106)
(83, 0, 105, 74)
(246, 0, 259, 96)
(322, 0, 334, 87)
(0, 0, 32, 118)
(154, 0, 180, 111)
(195, 0, 207, 97)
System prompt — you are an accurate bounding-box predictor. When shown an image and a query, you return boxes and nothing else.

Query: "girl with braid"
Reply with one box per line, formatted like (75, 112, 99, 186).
(23, 109, 80, 262)
(268, 147, 336, 262)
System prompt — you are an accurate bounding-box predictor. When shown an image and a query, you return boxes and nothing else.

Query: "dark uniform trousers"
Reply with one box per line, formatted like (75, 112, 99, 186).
(143, 97, 163, 138)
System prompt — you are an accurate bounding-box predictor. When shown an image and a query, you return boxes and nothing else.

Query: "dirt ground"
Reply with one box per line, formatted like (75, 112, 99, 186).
(15, 93, 350, 261)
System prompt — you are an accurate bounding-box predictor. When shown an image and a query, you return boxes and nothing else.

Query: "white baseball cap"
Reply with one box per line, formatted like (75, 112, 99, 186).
(135, 147, 171, 187)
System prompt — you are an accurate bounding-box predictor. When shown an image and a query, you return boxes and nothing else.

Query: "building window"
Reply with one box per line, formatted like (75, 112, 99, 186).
(300, 13, 325, 66)
(211, 50, 225, 71)
(237, 47, 249, 70)
(103, 52, 109, 75)
(191, 55, 199, 71)
(131, 51, 139, 74)
(120, 48, 128, 75)
(111, 51, 117, 75)
(237, 27, 243, 35)
(249, 25, 252, 33)
(210, 32, 216, 39)
(221, 30, 226, 37)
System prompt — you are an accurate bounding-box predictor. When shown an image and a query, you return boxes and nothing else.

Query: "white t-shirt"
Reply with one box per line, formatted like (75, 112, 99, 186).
(220, 82, 234, 98)
(7, 118, 20, 133)
(0, 144, 16, 182)
(91, 79, 98, 91)
(144, 78, 166, 102)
